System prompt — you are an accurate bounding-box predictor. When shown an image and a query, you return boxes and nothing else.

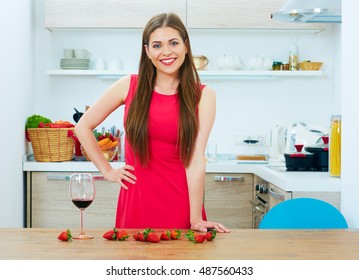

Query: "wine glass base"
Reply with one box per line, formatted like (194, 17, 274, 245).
(73, 234, 94, 240)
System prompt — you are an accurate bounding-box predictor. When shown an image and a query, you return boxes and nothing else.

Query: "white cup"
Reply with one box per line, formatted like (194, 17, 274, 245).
(63, 49, 74, 58)
(95, 58, 105, 70)
(74, 49, 90, 59)
(106, 59, 121, 71)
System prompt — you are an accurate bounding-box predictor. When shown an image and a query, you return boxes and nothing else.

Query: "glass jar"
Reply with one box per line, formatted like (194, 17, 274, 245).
(272, 61, 282, 71)
(329, 115, 341, 177)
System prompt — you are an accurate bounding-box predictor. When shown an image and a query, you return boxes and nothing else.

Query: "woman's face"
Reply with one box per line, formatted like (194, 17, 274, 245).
(145, 27, 187, 75)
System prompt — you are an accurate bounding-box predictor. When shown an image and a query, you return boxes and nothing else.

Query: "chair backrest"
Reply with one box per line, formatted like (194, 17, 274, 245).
(259, 198, 348, 229)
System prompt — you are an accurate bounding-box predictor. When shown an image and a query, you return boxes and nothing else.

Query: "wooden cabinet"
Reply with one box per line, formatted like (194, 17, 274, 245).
(45, 0, 186, 29)
(45, 0, 325, 30)
(26, 172, 120, 228)
(204, 173, 253, 229)
(187, 0, 325, 30)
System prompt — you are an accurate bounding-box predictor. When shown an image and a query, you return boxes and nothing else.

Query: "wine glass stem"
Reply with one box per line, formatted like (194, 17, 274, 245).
(80, 209, 85, 235)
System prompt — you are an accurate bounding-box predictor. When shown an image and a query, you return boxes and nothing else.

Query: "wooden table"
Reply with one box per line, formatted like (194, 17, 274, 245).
(1, 228, 359, 260)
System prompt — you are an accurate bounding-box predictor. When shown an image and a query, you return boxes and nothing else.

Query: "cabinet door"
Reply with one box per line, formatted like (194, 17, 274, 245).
(28, 172, 120, 228)
(205, 173, 253, 229)
(45, 0, 186, 29)
(187, 0, 325, 30)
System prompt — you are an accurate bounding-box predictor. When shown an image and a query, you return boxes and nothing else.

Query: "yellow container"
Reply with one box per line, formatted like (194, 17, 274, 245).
(329, 115, 341, 177)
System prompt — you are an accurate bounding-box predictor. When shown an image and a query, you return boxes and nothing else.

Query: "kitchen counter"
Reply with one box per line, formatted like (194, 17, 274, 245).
(1, 228, 358, 260)
(23, 156, 340, 192)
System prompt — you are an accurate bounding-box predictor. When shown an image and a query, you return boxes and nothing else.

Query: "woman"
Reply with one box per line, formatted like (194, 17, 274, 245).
(75, 13, 230, 233)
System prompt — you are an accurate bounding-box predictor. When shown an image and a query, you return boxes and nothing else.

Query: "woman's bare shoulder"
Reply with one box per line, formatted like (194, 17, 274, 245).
(200, 85, 216, 101)
(107, 74, 132, 102)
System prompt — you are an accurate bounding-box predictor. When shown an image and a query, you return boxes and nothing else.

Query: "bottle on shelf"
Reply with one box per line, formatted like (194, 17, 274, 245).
(289, 43, 299, 71)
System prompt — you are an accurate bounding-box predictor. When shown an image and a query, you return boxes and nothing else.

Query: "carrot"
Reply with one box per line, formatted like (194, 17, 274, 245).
(98, 138, 111, 148)
(101, 140, 118, 151)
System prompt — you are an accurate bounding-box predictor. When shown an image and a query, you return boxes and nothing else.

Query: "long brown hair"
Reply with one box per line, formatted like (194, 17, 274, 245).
(125, 13, 201, 167)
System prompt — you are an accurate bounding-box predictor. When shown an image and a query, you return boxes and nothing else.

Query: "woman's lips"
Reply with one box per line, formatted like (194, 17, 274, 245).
(160, 58, 176, 66)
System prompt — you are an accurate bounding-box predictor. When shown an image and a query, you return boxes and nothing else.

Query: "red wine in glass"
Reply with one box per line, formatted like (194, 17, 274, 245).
(72, 199, 93, 209)
(69, 173, 95, 239)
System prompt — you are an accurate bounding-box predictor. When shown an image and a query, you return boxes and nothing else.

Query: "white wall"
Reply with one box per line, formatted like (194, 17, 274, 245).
(341, 1, 359, 228)
(0, 1, 34, 227)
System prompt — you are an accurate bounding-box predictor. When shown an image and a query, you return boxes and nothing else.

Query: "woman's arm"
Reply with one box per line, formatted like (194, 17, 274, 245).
(185, 86, 230, 233)
(74, 75, 136, 188)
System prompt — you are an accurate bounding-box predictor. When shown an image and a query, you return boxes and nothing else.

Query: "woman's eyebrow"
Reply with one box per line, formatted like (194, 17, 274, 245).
(151, 37, 179, 44)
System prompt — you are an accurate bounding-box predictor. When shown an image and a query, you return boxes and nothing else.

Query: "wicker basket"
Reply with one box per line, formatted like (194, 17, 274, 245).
(27, 128, 75, 162)
(298, 62, 323, 71)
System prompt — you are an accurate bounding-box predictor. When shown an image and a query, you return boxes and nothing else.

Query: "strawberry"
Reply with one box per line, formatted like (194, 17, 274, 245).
(194, 233, 206, 243)
(58, 229, 72, 241)
(170, 229, 182, 240)
(116, 229, 130, 241)
(205, 229, 217, 241)
(103, 228, 118, 240)
(133, 228, 153, 242)
(137, 233, 146, 241)
(184, 229, 206, 243)
(147, 232, 160, 243)
(160, 230, 171, 241)
(132, 232, 140, 241)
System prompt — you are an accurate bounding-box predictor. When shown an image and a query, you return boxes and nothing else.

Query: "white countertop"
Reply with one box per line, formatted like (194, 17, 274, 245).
(22, 157, 340, 193)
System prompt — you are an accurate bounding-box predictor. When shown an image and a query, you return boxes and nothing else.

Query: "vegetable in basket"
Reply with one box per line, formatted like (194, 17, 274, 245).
(25, 114, 52, 129)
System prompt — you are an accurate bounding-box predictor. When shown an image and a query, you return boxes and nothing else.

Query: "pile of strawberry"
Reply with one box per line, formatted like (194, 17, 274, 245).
(103, 228, 130, 241)
(184, 229, 216, 243)
(57, 228, 217, 244)
(132, 228, 182, 243)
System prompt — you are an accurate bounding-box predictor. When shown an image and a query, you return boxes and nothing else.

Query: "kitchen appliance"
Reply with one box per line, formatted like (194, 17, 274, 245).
(235, 135, 268, 161)
(271, 0, 341, 23)
(284, 144, 315, 171)
(284, 122, 324, 154)
(304, 135, 329, 171)
(269, 123, 286, 160)
(251, 176, 292, 228)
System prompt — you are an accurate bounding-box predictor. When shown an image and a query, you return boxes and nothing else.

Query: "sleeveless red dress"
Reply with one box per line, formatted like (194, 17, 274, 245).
(115, 74, 206, 229)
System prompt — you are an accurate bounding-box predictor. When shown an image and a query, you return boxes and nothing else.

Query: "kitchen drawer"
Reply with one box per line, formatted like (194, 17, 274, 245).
(27, 172, 120, 228)
(205, 173, 253, 229)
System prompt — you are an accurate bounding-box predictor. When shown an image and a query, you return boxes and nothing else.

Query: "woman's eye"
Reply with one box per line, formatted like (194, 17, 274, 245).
(152, 44, 161, 49)
(170, 41, 179, 47)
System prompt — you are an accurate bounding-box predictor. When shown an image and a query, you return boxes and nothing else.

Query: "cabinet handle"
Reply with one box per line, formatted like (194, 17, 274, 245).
(214, 175, 244, 182)
(47, 174, 104, 181)
(269, 188, 285, 201)
(249, 200, 265, 214)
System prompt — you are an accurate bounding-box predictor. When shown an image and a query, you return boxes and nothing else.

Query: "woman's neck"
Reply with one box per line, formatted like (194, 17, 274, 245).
(154, 72, 179, 95)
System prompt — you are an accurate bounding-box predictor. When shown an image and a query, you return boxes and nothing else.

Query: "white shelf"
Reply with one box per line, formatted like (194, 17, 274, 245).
(47, 69, 323, 80)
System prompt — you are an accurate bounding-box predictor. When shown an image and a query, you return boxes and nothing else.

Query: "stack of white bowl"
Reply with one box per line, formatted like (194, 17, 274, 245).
(61, 48, 91, 70)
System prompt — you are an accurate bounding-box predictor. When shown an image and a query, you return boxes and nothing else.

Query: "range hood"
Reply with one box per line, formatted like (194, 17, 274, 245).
(271, 0, 341, 23)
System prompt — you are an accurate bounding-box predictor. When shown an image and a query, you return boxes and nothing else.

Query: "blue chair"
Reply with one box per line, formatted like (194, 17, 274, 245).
(259, 198, 348, 229)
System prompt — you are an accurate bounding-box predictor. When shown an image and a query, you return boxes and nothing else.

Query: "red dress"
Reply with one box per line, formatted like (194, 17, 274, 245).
(115, 74, 206, 229)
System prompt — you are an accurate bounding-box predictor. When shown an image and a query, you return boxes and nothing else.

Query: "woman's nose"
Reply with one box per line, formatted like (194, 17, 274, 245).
(162, 45, 172, 55)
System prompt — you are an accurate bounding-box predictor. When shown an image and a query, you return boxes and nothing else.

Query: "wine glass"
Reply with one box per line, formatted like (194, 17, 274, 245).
(69, 173, 96, 239)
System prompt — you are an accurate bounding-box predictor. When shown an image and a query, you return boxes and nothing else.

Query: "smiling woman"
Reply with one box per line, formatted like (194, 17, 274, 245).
(74, 13, 230, 234)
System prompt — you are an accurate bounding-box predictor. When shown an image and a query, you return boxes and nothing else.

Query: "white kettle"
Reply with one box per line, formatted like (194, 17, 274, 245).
(269, 123, 286, 160)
